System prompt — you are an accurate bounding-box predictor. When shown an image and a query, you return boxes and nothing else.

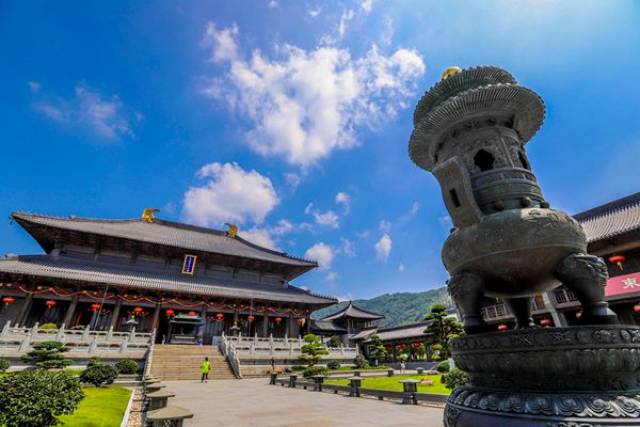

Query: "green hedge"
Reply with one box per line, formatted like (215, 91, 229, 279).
(80, 364, 118, 387)
(114, 359, 138, 375)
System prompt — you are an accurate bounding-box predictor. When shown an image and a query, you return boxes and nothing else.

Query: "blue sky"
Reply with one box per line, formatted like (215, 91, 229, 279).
(1, 1, 639, 300)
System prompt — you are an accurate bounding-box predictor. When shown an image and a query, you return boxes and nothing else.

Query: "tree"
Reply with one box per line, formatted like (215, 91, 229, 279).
(441, 368, 469, 390)
(299, 334, 329, 368)
(21, 341, 71, 370)
(80, 364, 118, 387)
(367, 334, 386, 365)
(327, 335, 342, 348)
(424, 304, 463, 360)
(0, 370, 83, 427)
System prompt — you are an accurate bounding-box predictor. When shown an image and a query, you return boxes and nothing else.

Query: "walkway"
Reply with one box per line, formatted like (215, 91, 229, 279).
(165, 378, 444, 427)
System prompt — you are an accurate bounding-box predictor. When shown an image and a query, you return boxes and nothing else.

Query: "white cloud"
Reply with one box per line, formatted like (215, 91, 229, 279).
(183, 162, 279, 227)
(339, 237, 356, 257)
(378, 219, 391, 233)
(308, 7, 321, 17)
(241, 227, 278, 250)
(200, 23, 425, 167)
(398, 263, 405, 272)
(335, 191, 351, 214)
(304, 203, 339, 228)
(338, 9, 355, 39)
(27, 81, 41, 93)
(33, 84, 134, 140)
(325, 271, 339, 282)
(409, 201, 420, 216)
(271, 219, 293, 235)
(268, 0, 278, 8)
(361, 0, 373, 14)
(305, 242, 334, 268)
(381, 15, 394, 46)
(375, 233, 392, 261)
(203, 22, 239, 63)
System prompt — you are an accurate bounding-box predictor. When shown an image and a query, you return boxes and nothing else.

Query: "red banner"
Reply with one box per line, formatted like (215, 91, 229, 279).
(605, 272, 640, 297)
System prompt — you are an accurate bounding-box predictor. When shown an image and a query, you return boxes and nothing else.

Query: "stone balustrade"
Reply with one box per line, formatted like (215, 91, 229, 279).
(0, 321, 153, 358)
(222, 332, 358, 360)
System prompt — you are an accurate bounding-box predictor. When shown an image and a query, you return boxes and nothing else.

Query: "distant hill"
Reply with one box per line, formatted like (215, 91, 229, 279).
(312, 287, 452, 328)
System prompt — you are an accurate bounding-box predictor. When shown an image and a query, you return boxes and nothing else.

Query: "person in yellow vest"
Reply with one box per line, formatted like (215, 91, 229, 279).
(200, 357, 211, 383)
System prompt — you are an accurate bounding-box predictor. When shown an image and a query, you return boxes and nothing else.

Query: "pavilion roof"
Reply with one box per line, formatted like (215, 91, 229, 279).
(574, 192, 640, 244)
(309, 319, 348, 333)
(320, 301, 385, 321)
(12, 212, 317, 270)
(0, 254, 336, 306)
(362, 321, 432, 343)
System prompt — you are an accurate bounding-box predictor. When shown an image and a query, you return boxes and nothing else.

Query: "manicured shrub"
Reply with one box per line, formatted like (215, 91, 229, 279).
(299, 334, 329, 368)
(0, 370, 83, 427)
(441, 368, 469, 389)
(353, 355, 369, 369)
(291, 365, 305, 372)
(0, 358, 9, 372)
(39, 322, 58, 330)
(436, 360, 450, 373)
(115, 359, 138, 375)
(326, 360, 341, 370)
(327, 335, 342, 348)
(302, 366, 327, 378)
(80, 364, 118, 387)
(21, 341, 71, 370)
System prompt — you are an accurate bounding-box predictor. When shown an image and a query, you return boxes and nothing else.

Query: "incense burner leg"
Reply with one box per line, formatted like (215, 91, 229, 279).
(448, 272, 486, 334)
(555, 253, 618, 325)
(505, 297, 535, 329)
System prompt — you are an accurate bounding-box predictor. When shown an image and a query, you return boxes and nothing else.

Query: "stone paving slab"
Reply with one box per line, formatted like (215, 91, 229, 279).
(164, 378, 444, 427)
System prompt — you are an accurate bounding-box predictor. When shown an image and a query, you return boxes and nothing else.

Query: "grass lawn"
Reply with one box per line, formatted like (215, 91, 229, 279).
(329, 365, 389, 371)
(325, 374, 451, 395)
(58, 386, 131, 427)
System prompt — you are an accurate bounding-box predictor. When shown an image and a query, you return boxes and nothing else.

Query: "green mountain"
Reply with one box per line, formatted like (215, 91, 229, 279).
(312, 287, 452, 328)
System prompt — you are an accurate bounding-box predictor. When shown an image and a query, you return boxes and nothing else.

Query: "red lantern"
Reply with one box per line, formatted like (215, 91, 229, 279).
(2, 296, 16, 305)
(608, 254, 626, 270)
(274, 316, 282, 324)
(247, 315, 255, 322)
(216, 313, 224, 320)
(187, 311, 197, 316)
(633, 303, 640, 314)
(133, 306, 144, 315)
(498, 324, 509, 332)
(576, 310, 583, 319)
(90, 303, 101, 312)
(540, 318, 552, 327)
(45, 300, 57, 309)
(165, 309, 175, 317)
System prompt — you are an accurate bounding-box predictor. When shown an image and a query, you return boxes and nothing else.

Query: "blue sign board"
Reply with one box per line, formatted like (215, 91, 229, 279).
(182, 254, 198, 275)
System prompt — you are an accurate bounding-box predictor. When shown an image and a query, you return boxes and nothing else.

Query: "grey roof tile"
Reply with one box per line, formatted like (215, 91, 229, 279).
(12, 212, 316, 268)
(320, 301, 385, 321)
(574, 193, 640, 243)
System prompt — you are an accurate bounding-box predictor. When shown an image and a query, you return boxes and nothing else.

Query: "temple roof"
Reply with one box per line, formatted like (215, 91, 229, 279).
(12, 212, 317, 270)
(0, 254, 336, 306)
(362, 321, 432, 343)
(309, 319, 348, 333)
(320, 301, 385, 321)
(574, 192, 640, 244)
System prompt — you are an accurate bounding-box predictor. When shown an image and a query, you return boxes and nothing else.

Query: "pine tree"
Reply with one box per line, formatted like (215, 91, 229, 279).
(21, 341, 71, 370)
(424, 304, 463, 360)
(367, 334, 387, 365)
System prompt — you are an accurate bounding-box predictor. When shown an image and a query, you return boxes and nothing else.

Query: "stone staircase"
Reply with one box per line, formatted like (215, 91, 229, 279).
(149, 345, 236, 380)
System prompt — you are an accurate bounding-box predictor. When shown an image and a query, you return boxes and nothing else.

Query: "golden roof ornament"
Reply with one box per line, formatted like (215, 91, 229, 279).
(141, 208, 160, 223)
(225, 223, 238, 238)
(441, 66, 462, 81)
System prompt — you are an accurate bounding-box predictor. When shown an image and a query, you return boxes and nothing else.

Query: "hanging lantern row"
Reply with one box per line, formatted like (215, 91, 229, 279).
(45, 300, 57, 309)
(216, 313, 224, 320)
(274, 317, 282, 324)
(247, 315, 255, 322)
(2, 296, 16, 305)
(90, 303, 101, 312)
(633, 303, 640, 314)
(540, 318, 552, 327)
(497, 324, 509, 332)
(576, 310, 583, 320)
(165, 309, 175, 317)
(608, 254, 626, 270)
(132, 306, 144, 316)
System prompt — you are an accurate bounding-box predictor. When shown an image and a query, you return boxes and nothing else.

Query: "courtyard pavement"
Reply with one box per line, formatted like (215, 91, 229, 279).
(164, 378, 445, 427)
